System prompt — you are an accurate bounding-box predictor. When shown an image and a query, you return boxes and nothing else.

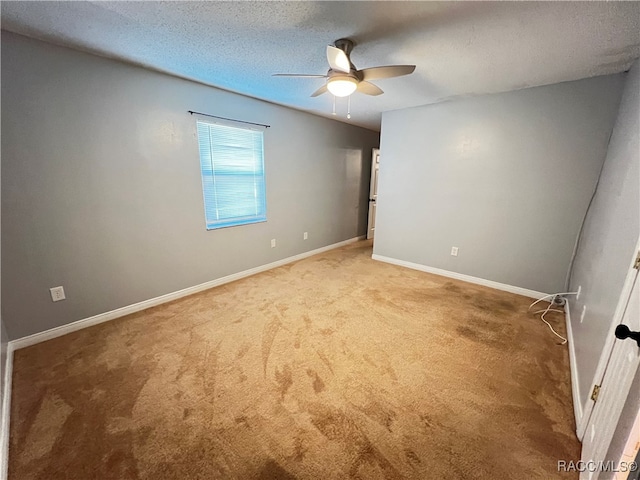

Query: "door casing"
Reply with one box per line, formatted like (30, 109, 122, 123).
(367, 148, 380, 240)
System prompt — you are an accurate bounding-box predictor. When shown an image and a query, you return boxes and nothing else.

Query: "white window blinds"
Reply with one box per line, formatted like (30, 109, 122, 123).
(196, 121, 267, 230)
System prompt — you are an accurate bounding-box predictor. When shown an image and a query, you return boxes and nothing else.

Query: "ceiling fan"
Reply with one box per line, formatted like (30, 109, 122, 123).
(273, 38, 416, 98)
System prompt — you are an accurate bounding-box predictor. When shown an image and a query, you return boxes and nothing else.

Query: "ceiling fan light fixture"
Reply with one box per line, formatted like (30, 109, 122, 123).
(327, 77, 358, 97)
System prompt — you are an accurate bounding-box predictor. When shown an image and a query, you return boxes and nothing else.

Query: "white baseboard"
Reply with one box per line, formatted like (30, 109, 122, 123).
(10, 236, 365, 351)
(371, 254, 548, 299)
(0, 344, 14, 480)
(564, 302, 583, 437)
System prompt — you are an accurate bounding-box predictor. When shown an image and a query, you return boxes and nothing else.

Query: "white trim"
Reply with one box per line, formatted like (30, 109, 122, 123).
(0, 344, 14, 480)
(10, 236, 365, 351)
(371, 254, 548, 299)
(564, 301, 583, 435)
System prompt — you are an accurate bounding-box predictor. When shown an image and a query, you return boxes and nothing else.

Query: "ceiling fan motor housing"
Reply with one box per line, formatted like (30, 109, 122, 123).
(333, 38, 354, 56)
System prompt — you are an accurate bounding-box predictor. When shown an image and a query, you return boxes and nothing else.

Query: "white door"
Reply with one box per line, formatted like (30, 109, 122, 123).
(367, 148, 380, 240)
(613, 408, 640, 480)
(580, 250, 640, 480)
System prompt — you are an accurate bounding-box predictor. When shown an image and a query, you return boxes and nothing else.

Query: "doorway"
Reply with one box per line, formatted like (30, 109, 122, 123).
(367, 148, 380, 240)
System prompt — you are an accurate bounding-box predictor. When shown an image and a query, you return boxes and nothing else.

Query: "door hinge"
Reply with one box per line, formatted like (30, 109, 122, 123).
(634, 251, 640, 270)
(591, 384, 601, 402)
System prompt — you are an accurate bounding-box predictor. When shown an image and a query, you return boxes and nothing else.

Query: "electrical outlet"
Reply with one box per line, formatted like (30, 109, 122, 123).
(303, 232, 308, 240)
(577, 285, 582, 300)
(50, 286, 66, 302)
(580, 305, 587, 323)
(271, 239, 276, 248)
(451, 246, 459, 257)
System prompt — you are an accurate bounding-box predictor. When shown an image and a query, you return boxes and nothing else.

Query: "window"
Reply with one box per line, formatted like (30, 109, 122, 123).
(196, 120, 267, 230)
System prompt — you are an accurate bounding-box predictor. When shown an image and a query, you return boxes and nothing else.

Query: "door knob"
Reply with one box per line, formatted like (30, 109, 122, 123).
(615, 324, 640, 347)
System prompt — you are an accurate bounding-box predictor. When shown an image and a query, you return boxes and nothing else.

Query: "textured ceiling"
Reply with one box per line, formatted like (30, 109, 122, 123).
(2, 1, 639, 131)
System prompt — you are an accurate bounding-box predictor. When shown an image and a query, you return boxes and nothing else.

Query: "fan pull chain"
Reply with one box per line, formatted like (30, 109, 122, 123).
(347, 96, 351, 119)
(332, 95, 336, 116)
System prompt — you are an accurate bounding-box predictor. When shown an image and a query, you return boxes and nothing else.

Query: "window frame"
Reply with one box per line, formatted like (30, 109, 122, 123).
(195, 118, 267, 231)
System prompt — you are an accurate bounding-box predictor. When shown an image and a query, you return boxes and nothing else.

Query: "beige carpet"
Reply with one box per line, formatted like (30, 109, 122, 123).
(9, 240, 580, 479)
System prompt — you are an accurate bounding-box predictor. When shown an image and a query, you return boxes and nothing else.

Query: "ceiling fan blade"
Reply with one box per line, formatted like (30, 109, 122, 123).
(310, 85, 328, 97)
(357, 81, 383, 96)
(272, 73, 327, 78)
(326, 45, 351, 73)
(359, 65, 416, 81)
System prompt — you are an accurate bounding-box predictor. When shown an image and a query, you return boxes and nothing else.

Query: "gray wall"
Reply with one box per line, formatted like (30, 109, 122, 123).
(1, 32, 379, 340)
(568, 60, 640, 414)
(0, 148, 4, 445)
(0, 87, 5, 476)
(374, 75, 624, 294)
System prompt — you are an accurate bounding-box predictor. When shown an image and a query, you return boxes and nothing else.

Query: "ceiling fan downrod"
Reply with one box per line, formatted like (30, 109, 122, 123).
(333, 38, 354, 57)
